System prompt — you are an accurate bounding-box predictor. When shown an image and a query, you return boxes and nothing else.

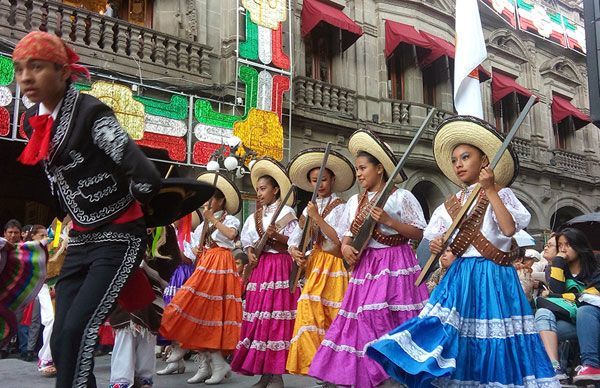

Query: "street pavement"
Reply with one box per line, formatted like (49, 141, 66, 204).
(0, 355, 320, 387)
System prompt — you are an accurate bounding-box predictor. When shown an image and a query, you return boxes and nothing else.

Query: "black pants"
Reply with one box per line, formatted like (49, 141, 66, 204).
(51, 219, 145, 388)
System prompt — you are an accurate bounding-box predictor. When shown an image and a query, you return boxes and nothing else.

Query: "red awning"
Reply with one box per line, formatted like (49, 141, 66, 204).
(384, 20, 429, 58)
(301, 0, 364, 52)
(552, 95, 591, 130)
(491, 72, 538, 105)
(419, 31, 489, 81)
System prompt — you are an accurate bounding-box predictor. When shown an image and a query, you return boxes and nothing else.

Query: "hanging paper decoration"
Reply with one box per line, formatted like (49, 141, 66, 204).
(145, 114, 187, 136)
(240, 14, 259, 61)
(272, 23, 290, 70)
(0, 107, 9, 137)
(194, 65, 258, 127)
(481, 0, 517, 28)
(242, 0, 287, 29)
(0, 56, 14, 86)
(563, 16, 586, 53)
(136, 132, 187, 162)
(193, 142, 231, 165)
(82, 81, 146, 140)
(233, 108, 283, 161)
(516, 0, 566, 47)
(271, 75, 290, 120)
(134, 95, 188, 120)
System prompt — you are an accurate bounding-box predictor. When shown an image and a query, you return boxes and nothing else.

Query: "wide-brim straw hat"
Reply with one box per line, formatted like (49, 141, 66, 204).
(348, 129, 407, 184)
(287, 148, 356, 193)
(196, 172, 242, 215)
(250, 157, 295, 206)
(433, 116, 519, 188)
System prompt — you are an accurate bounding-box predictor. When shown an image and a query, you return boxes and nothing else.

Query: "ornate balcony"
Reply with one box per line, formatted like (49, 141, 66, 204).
(293, 76, 357, 118)
(552, 149, 589, 175)
(390, 100, 453, 131)
(0, 0, 213, 86)
(512, 137, 531, 161)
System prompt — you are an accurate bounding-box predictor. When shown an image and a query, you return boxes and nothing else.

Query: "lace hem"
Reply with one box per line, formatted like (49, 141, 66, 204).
(380, 330, 455, 369)
(319, 338, 379, 357)
(349, 266, 421, 285)
(195, 265, 239, 276)
(237, 338, 290, 352)
(338, 301, 427, 319)
(431, 376, 559, 388)
(180, 286, 242, 302)
(290, 325, 326, 344)
(310, 268, 349, 278)
(242, 310, 297, 322)
(246, 280, 290, 292)
(298, 294, 342, 308)
(171, 304, 241, 327)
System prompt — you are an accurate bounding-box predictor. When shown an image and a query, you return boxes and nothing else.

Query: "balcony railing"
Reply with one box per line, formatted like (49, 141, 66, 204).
(0, 0, 212, 81)
(512, 137, 531, 161)
(552, 149, 588, 175)
(390, 100, 453, 130)
(293, 76, 356, 118)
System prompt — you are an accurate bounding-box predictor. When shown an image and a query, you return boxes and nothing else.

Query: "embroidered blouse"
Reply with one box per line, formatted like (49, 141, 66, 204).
(288, 193, 347, 249)
(184, 211, 240, 258)
(342, 188, 427, 249)
(424, 185, 530, 256)
(240, 202, 298, 254)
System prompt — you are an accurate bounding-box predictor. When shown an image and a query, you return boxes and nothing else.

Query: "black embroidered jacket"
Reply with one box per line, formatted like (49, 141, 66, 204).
(23, 86, 161, 229)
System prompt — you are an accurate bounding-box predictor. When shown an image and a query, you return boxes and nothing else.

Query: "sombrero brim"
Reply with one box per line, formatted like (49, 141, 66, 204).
(144, 178, 216, 227)
(348, 129, 407, 184)
(196, 172, 242, 215)
(250, 158, 295, 206)
(433, 115, 519, 187)
(287, 148, 356, 193)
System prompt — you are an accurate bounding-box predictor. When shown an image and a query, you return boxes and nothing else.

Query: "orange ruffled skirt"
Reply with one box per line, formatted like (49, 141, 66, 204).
(160, 246, 242, 351)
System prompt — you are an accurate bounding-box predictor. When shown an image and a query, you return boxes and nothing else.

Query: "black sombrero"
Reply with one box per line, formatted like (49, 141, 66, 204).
(144, 178, 215, 227)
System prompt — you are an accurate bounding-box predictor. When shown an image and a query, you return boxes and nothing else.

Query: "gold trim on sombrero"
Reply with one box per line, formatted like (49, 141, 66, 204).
(348, 129, 406, 184)
(433, 115, 519, 188)
(287, 148, 356, 193)
(197, 172, 242, 215)
(250, 157, 295, 206)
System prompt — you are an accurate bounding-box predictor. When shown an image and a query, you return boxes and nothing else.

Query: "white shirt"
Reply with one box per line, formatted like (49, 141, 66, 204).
(342, 188, 427, 249)
(288, 194, 347, 249)
(424, 186, 531, 256)
(183, 212, 240, 258)
(241, 202, 298, 254)
(39, 100, 63, 120)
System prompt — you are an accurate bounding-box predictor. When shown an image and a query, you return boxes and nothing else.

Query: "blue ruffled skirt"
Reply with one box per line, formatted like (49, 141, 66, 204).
(366, 257, 559, 387)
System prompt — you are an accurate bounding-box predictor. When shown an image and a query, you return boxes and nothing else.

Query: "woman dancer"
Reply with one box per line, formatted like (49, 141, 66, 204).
(367, 116, 558, 387)
(230, 158, 299, 388)
(309, 129, 429, 388)
(160, 172, 243, 384)
(286, 149, 355, 375)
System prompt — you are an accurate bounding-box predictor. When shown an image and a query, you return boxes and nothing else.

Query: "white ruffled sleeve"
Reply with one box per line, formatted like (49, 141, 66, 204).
(183, 224, 203, 260)
(240, 214, 257, 249)
(327, 202, 348, 241)
(342, 195, 358, 238)
(223, 215, 241, 231)
(493, 188, 531, 232)
(287, 207, 306, 249)
(423, 204, 450, 241)
(279, 207, 298, 238)
(397, 189, 427, 230)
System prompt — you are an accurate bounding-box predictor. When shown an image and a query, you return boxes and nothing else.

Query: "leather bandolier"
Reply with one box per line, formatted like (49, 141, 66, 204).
(445, 192, 518, 266)
(349, 191, 409, 247)
(254, 207, 289, 253)
(299, 198, 345, 254)
(201, 212, 227, 251)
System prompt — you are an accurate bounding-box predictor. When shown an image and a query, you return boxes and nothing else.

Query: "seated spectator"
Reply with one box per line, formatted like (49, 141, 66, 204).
(535, 228, 599, 381)
(426, 248, 456, 293)
(515, 249, 539, 302)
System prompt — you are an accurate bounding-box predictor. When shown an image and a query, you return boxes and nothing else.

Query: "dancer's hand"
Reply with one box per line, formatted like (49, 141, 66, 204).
(342, 244, 359, 266)
(248, 251, 258, 266)
(371, 207, 392, 227)
(430, 237, 444, 255)
(290, 248, 306, 267)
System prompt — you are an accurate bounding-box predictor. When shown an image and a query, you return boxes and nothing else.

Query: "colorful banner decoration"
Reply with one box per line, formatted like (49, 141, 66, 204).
(0, 56, 13, 137)
(563, 16, 586, 53)
(481, 0, 517, 28)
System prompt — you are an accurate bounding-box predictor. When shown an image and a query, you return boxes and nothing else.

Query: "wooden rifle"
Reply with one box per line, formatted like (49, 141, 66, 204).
(415, 95, 537, 286)
(242, 185, 296, 286)
(348, 108, 436, 259)
(290, 143, 333, 293)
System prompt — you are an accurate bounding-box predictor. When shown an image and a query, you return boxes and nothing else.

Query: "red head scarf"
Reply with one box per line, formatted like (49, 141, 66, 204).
(12, 31, 90, 80)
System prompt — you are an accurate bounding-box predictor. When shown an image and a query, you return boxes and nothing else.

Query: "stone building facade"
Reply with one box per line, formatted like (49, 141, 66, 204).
(0, 0, 597, 237)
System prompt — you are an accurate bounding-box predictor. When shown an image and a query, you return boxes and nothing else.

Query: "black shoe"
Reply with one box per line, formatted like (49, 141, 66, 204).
(24, 351, 35, 362)
(0, 350, 7, 359)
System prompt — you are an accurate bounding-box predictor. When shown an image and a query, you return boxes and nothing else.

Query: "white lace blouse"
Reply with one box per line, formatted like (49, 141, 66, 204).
(342, 188, 427, 249)
(240, 202, 298, 254)
(423, 185, 531, 255)
(288, 193, 347, 249)
(183, 211, 240, 257)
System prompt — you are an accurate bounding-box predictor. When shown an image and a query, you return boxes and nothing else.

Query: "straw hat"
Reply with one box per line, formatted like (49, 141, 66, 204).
(348, 129, 407, 184)
(250, 157, 295, 206)
(287, 148, 356, 193)
(433, 116, 519, 188)
(196, 172, 242, 215)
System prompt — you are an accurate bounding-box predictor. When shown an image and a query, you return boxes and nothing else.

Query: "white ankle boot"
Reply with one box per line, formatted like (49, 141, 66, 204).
(187, 352, 212, 384)
(166, 343, 187, 363)
(156, 359, 185, 375)
(205, 351, 231, 384)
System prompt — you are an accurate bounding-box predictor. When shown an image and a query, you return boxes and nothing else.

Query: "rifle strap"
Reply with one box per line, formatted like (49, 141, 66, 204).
(255, 206, 290, 253)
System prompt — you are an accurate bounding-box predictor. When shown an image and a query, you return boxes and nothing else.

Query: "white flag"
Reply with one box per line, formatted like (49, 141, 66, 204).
(454, 0, 487, 118)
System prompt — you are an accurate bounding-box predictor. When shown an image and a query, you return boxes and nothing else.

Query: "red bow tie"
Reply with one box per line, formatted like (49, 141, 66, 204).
(18, 114, 54, 165)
